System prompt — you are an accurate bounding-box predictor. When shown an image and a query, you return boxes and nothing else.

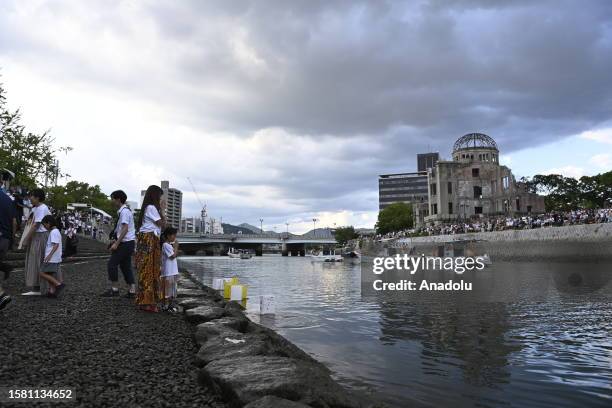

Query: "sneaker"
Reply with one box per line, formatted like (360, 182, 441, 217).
(21, 291, 42, 296)
(54, 283, 66, 297)
(100, 289, 119, 297)
(0, 294, 11, 311)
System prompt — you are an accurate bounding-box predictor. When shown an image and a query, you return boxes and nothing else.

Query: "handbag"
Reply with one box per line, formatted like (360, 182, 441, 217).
(18, 217, 34, 250)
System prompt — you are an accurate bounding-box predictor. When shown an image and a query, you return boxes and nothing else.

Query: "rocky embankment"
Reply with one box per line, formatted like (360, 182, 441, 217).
(1, 247, 226, 408)
(176, 272, 382, 408)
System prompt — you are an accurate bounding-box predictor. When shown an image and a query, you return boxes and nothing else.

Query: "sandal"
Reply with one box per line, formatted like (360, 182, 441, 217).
(140, 305, 158, 313)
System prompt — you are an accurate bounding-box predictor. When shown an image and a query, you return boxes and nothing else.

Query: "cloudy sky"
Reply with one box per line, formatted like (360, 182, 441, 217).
(1, 0, 611, 232)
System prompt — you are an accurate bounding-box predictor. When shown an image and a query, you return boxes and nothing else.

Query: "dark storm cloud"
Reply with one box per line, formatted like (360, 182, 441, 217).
(139, 0, 612, 151)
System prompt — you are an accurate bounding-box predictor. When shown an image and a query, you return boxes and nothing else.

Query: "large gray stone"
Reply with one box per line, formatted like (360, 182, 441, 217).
(195, 332, 270, 366)
(194, 317, 248, 346)
(244, 395, 311, 408)
(184, 306, 225, 324)
(177, 277, 200, 290)
(246, 323, 320, 364)
(199, 355, 364, 408)
(178, 297, 220, 311)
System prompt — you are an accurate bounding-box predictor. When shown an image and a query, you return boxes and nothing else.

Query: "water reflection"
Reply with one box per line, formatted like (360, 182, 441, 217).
(180, 256, 612, 408)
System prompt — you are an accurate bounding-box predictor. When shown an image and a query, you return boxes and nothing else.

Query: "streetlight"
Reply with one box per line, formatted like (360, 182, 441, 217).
(312, 218, 318, 237)
(285, 222, 289, 234)
(259, 218, 263, 235)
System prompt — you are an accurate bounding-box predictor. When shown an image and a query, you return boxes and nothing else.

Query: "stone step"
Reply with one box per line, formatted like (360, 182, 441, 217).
(4, 254, 109, 269)
(5, 251, 108, 261)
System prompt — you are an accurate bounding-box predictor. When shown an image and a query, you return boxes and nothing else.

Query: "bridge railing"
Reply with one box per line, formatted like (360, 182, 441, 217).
(178, 232, 336, 241)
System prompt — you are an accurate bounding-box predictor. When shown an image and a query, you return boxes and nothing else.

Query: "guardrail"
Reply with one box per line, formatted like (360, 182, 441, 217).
(178, 233, 336, 241)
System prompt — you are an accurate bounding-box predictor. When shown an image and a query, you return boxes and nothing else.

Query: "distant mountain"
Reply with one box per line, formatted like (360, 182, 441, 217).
(303, 228, 334, 238)
(237, 223, 262, 233)
(234, 223, 280, 235)
(221, 223, 255, 234)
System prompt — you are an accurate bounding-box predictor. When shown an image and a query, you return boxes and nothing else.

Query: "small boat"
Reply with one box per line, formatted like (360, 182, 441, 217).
(310, 249, 343, 262)
(228, 248, 253, 259)
(342, 251, 361, 259)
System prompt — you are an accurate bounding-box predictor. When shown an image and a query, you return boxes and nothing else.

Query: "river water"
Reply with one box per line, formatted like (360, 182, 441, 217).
(180, 255, 612, 408)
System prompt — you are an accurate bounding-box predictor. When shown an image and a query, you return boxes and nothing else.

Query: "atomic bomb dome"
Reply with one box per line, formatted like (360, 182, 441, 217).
(413, 131, 545, 227)
(453, 133, 498, 152)
(452, 133, 499, 163)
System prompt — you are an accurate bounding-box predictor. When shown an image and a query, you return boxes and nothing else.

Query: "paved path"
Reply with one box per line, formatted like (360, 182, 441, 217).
(0, 256, 227, 408)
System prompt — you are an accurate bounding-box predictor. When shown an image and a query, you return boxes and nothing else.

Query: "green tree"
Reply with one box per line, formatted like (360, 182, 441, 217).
(526, 171, 612, 211)
(0, 78, 71, 187)
(47, 181, 113, 214)
(376, 202, 413, 235)
(579, 171, 612, 209)
(334, 226, 358, 246)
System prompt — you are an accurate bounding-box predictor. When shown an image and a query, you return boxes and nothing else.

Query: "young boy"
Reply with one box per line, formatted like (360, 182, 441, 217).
(161, 227, 179, 312)
(102, 190, 136, 298)
(40, 215, 65, 298)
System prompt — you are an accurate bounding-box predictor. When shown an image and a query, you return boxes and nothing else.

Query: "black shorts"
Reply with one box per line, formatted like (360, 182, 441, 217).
(41, 262, 60, 274)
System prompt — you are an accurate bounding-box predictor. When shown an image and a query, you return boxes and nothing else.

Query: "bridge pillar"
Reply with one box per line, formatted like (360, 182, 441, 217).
(299, 249, 305, 257)
(281, 243, 288, 256)
(255, 245, 263, 257)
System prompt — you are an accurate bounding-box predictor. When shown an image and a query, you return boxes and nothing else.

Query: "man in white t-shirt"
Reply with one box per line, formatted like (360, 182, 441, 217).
(102, 190, 137, 298)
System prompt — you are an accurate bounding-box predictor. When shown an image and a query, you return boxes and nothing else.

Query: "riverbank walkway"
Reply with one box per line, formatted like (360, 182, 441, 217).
(0, 239, 226, 408)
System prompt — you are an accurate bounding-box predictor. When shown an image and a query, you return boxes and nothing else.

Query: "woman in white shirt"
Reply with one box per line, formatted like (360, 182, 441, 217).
(134, 185, 166, 312)
(22, 188, 52, 295)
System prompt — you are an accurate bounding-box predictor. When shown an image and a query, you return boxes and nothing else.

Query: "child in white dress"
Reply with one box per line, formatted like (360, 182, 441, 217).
(160, 227, 179, 312)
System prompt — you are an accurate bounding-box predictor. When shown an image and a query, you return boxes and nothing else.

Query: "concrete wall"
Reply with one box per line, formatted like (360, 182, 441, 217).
(393, 223, 612, 261)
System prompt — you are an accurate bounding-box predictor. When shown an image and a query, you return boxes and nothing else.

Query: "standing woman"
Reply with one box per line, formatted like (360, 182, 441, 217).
(135, 185, 166, 312)
(22, 188, 51, 296)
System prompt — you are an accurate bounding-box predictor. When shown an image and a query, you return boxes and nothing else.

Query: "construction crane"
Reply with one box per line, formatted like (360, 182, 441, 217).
(187, 177, 207, 234)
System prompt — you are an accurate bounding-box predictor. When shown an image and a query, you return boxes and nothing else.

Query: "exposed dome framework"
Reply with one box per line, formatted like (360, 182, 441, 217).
(453, 133, 498, 152)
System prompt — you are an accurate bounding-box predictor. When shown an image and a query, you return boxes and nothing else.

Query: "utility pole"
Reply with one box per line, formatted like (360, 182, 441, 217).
(285, 222, 289, 234)
(259, 218, 263, 235)
(312, 218, 317, 237)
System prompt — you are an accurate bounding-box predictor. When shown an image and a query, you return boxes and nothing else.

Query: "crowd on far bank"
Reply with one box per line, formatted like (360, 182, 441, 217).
(375, 208, 612, 241)
(0, 182, 181, 315)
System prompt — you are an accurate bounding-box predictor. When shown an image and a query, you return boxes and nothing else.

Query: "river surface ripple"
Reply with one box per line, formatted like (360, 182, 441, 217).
(180, 255, 612, 408)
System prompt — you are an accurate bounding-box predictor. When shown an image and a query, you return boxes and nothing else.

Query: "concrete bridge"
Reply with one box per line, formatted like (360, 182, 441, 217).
(177, 233, 337, 256)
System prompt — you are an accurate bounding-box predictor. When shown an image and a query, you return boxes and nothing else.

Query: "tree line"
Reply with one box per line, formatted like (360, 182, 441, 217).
(522, 173, 612, 212)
